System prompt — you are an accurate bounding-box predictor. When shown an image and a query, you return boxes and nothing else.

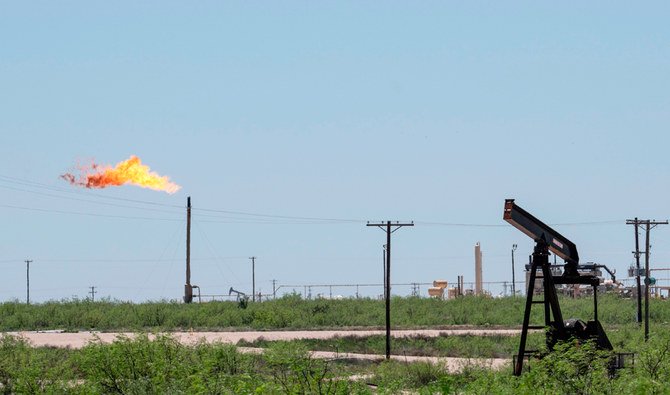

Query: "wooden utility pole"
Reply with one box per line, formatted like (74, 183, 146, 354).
(644, 222, 651, 339)
(25, 259, 32, 304)
(367, 221, 414, 359)
(89, 286, 97, 302)
(627, 218, 643, 323)
(643, 220, 667, 341)
(184, 196, 193, 303)
(628, 218, 668, 340)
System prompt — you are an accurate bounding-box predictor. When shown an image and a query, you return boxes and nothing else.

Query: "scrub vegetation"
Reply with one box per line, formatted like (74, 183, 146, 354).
(0, 293, 657, 331)
(0, 332, 670, 394)
(2, 293, 670, 393)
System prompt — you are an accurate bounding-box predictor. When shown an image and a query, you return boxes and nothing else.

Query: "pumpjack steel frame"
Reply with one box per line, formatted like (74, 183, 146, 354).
(504, 199, 615, 376)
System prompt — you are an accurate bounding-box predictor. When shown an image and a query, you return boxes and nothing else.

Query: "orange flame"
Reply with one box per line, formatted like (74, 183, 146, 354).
(61, 156, 181, 194)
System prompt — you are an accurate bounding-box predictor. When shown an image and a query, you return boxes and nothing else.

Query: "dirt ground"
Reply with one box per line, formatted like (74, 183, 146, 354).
(8, 328, 521, 348)
(7, 328, 516, 372)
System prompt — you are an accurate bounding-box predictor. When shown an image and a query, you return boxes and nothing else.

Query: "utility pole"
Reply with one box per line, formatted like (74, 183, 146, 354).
(25, 260, 32, 304)
(643, 220, 667, 341)
(89, 286, 97, 302)
(272, 279, 277, 299)
(367, 220, 414, 360)
(644, 222, 651, 340)
(184, 196, 193, 303)
(511, 244, 517, 297)
(382, 244, 387, 299)
(249, 257, 256, 302)
(627, 218, 643, 323)
(627, 218, 668, 340)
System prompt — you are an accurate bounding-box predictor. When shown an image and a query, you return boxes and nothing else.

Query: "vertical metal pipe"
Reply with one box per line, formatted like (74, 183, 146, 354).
(475, 243, 482, 295)
(512, 244, 516, 296)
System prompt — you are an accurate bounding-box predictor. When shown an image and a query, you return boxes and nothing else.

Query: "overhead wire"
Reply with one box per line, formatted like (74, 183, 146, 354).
(0, 257, 241, 265)
(136, 224, 184, 300)
(0, 173, 630, 227)
(0, 204, 183, 222)
(0, 183, 182, 215)
(0, 173, 182, 208)
(193, 220, 242, 284)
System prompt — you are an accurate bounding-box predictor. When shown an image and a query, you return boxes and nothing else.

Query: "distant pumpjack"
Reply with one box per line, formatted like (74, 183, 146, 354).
(229, 287, 247, 301)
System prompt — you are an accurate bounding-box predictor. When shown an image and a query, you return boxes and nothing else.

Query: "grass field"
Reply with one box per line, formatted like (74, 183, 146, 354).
(1, 293, 669, 393)
(1, 331, 669, 394)
(0, 293, 659, 331)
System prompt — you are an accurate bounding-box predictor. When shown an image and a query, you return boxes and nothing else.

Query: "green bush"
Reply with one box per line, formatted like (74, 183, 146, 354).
(0, 293, 660, 331)
(0, 334, 76, 394)
(263, 341, 367, 394)
(0, 332, 670, 394)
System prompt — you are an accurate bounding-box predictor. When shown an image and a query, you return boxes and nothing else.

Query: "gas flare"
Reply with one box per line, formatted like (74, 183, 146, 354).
(61, 156, 181, 194)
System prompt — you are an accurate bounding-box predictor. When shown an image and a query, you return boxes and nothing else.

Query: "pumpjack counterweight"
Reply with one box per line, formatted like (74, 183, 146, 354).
(504, 199, 618, 376)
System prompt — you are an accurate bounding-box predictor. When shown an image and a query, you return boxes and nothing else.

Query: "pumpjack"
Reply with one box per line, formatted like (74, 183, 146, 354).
(229, 287, 248, 302)
(504, 199, 622, 375)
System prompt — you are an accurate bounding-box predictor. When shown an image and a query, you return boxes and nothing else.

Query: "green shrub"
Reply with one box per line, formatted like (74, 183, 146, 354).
(0, 334, 75, 394)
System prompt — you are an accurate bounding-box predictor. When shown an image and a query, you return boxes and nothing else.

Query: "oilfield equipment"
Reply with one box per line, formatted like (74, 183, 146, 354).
(428, 280, 448, 298)
(474, 242, 483, 295)
(228, 287, 248, 302)
(503, 199, 627, 376)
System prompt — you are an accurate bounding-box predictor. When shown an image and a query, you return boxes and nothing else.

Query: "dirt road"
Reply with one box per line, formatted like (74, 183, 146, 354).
(8, 328, 522, 348)
(237, 346, 509, 372)
(5, 329, 515, 372)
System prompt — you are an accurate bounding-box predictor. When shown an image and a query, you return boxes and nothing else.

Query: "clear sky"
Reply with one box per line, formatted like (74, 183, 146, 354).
(1, 2, 669, 302)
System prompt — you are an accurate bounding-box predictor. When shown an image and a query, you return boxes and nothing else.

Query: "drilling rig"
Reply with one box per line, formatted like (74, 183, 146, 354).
(503, 199, 623, 375)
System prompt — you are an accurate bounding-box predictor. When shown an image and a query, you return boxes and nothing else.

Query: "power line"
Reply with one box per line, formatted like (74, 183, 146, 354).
(0, 183, 182, 214)
(0, 204, 183, 221)
(193, 207, 362, 223)
(0, 173, 640, 228)
(0, 174, 182, 208)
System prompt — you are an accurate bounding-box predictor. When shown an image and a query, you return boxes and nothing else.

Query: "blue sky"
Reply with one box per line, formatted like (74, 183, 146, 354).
(1, 2, 669, 302)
